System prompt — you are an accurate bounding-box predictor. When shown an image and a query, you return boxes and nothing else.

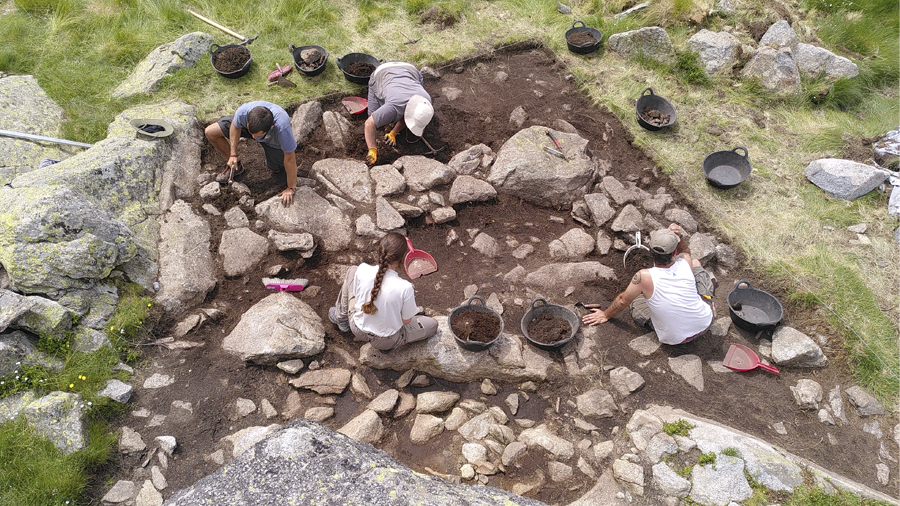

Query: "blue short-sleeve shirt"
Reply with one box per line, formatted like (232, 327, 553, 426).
(233, 101, 297, 153)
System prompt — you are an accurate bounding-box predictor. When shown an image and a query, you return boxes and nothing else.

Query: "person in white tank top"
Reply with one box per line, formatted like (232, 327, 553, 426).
(582, 223, 716, 345)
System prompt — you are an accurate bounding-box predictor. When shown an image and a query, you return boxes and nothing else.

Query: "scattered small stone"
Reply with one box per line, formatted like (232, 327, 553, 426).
(772, 422, 787, 435)
(481, 379, 497, 395)
(863, 421, 883, 439)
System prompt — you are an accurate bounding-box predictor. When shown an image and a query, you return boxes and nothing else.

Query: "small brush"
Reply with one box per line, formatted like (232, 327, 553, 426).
(263, 277, 309, 292)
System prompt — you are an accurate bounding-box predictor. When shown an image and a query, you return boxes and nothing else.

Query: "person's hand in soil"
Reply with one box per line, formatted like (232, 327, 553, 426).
(280, 187, 295, 206)
(583, 308, 611, 326)
(366, 148, 377, 165)
(385, 131, 397, 147)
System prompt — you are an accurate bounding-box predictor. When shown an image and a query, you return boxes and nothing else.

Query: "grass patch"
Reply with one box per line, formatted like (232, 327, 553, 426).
(663, 418, 693, 437)
(105, 282, 154, 364)
(721, 447, 740, 458)
(698, 451, 716, 465)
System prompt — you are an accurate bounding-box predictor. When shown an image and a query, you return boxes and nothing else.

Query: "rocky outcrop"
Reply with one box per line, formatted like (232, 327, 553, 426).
(688, 30, 742, 75)
(607, 27, 675, 64)
(156, 200, 215, 315)
(0, 391, 85, 454)
(742, 46, 801, 94)
(255, 187, 354, 252)
(112, 32, 214, 99)
(805, 158, 890, 200)
(162, 418, 548, 506)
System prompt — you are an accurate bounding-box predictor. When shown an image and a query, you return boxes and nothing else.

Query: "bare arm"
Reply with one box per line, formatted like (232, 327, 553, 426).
(583, 270, 649, 326)
(280, 151, 297, 206)
(364, 117, 377, 149)
(668, 223, 692, 263)
(228, 123, 241, 167)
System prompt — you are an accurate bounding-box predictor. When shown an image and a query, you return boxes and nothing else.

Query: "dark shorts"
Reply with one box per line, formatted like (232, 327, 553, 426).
(217, 116, 285, 172)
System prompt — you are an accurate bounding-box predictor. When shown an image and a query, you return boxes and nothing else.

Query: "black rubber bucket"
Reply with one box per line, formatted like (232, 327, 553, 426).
(727, 280, 783, 332)
(289, 44, 329, 77)
(449, 295, 503, 351)
(636, 88, 676, 131)
(210, 43, 252, 79)
(336, 53, 381, 85)
(565, 20, 603, 55)
(703, 147, 751, 189)
(521, 297, 580, 350)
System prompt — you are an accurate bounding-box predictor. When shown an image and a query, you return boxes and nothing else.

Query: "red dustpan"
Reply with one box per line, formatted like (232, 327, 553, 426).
(723, 343, 779, 374)
(403, 237, 437, 279)
(341, 96, 368, 115)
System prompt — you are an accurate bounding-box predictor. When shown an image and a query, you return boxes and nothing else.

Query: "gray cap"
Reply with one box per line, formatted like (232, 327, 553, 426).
(648, 229, 679, 254)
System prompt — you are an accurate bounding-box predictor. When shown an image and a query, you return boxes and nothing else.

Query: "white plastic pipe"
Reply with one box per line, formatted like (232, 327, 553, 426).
(0, 129, 92, 148)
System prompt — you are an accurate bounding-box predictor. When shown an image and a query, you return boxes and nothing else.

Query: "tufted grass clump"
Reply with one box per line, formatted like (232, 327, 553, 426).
(105, 283, 154, 364)
(721, 447, 740, 458)
(663, 418, 693, 436)
(698, 451, 716, 465)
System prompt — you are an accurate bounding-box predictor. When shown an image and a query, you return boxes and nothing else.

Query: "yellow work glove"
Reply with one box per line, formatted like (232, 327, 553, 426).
(366, 148, 377, 165)
(384, 131, 397, 147)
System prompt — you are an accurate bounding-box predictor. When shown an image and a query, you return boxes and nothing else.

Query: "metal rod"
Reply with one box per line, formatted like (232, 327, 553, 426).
(543, 146, 565, 158)
(0, 129, 92, 148)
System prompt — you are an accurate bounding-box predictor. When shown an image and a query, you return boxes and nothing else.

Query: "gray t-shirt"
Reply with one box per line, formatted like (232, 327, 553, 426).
(367, 62, 431, 129)
(233, 101, 297, 153)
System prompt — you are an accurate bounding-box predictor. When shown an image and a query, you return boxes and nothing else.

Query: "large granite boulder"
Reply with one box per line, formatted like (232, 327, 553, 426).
(162, 418, 548, 506)
(0, 330, 65, 376)
(688, 30, 742, 75)
(759, 20, 799, 53)
(524, 262, 616, 291)
(487, 127, 594, 208)
(156, 200, 215, 315)
(742, 46, 801, 94)
(804, 158, 890, 200)
(112, 32, 214, 99)
(0, 391, 85, 454)
(607, 27, 675, 64)
(222, 292, 326, 365)
(794, 43, 859, 80)
(0, 75, 77, 184)
(309, 158, 374, 203)
(360, 316, 553, 383)
(0, 185, 137, 295)
(395, 156, 456, 192)
(0, 289, 73, 335)
(255, 187, 353, 251)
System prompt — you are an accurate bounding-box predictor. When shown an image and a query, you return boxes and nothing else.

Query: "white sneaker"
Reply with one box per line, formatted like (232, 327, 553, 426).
(328, 307, 350, 332)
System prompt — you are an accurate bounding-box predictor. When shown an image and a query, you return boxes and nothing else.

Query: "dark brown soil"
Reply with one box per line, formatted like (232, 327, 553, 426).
(566, 31, 597, 47)
(450, 308, 502, 343)
(212, 46, 250, 73)
(92, 43, 897, 505)
(345, 61, 375, 77)
(640, 107, 671, 126)
(526, 313, 572, 344)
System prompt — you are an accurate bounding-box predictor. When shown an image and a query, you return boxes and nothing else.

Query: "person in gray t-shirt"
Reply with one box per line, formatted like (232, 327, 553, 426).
(205, 101, 298, 206)
(364, 62, 434, 165)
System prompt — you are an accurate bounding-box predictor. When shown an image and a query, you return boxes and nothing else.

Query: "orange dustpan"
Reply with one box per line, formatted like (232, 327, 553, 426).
(723, 344, 779, 374)
(403, 236, 437, 279)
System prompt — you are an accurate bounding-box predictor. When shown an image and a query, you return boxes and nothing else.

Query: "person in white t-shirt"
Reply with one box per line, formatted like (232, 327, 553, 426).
(329, 233, 438, 351)
(582, 223, 716, 345)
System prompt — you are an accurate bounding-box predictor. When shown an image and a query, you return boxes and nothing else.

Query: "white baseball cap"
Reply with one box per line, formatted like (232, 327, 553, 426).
(404, 95, 433, 137)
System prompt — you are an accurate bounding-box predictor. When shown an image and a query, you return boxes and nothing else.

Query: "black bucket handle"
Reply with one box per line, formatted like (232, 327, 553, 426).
(732, 146, 749, 159)
(529, 297, 548, 310)
(571, 20, 586, 29)
(288, 44, 296, 53)
(641, 87, 655, 97)
(464, 295, 486, 307)
(209, 43, 220, 55)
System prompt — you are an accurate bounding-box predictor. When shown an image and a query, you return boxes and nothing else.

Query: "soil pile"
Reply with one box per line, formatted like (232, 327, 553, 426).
(298, 48, 325, 71)
(213, 46, 250, 73)
(450, 309, 502, 343)
(346, 62, 375, 77)
(566, 31, 597, 47)
(526, 313, 572, 344)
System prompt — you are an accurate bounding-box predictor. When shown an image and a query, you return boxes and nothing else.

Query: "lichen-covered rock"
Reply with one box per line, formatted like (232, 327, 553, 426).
(742, 46, 801, 94)
(0, 330, 65, 377)
(156, 200, 215, 315)
(112, 32, 214, 99)
(0, 391, 85, 454)
(794, 43, 859, 80)
(488, 127, 593, 208)
(310, 158, 374, 204)
(759, 20, 798, 53)
(163, 418, 547, 506)
(805, 158, 889, 200)
(0, 75, 75, 184)
(0, 185, 137, 295)
(0, 289, 72, 335)
(688, 30, 742, 75)
(607, 27, 675, 64)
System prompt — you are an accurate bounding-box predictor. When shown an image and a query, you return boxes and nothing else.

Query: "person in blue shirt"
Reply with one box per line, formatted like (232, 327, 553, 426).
(205, 101, 298, 206)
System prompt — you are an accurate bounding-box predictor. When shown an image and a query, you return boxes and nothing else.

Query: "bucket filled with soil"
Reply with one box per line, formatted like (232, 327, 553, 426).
(565, 20, 603, 54)
(449, 295, 503, 351)
(290, 44, 328, 77)
(337, 53, 381, 85)
(210, 43, 252, 79)
(521, 298, 580, 350)
(635, 88, 676, 131)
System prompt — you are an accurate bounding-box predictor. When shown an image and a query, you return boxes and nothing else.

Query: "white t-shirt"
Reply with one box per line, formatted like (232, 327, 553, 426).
(646, 258, 713, 345)
(351, 263, 418, 337)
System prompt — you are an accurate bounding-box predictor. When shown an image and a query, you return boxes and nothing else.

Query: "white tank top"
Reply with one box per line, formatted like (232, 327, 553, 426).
(646, 258, 713, 345)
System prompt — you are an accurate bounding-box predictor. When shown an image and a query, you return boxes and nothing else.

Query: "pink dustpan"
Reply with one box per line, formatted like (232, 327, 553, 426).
(403, 237, 437, 279)
(341, 96, 368, 115)
(723, 343, 779, 374)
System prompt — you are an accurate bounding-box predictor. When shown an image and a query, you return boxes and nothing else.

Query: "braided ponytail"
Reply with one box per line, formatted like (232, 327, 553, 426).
(361, 233, 407, 315)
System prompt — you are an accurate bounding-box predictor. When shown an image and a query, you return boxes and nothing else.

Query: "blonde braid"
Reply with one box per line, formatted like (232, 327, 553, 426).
(361, 249, 389, 315)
